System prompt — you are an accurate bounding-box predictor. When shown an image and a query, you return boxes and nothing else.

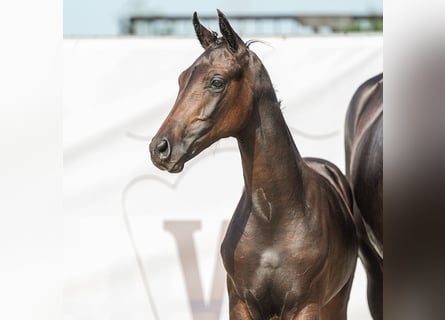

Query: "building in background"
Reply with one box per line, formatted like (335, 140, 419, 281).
(64, 0, 382, 36)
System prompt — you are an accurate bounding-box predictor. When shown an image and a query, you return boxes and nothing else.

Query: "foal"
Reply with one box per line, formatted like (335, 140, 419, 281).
(150, 11, 357, 320)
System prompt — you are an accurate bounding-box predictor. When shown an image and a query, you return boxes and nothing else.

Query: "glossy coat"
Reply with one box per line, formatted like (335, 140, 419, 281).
(344, 73, 383, 320)
(150, 11, 358, 319)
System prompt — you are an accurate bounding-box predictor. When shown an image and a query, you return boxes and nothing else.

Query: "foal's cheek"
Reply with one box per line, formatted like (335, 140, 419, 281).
(234, 94, 253, 128)
(218, 104, 250, 137)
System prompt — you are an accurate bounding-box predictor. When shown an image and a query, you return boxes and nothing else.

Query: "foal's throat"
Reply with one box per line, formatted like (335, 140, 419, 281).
(236, 86, 306, 215)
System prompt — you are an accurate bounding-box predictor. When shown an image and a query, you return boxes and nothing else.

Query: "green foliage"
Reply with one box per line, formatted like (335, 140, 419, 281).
(339, 18, 383, 33)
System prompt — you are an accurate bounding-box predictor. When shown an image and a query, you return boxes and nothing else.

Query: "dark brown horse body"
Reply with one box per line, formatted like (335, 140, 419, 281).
(344, 73, 383, 320)
(150, 11, 357, 319)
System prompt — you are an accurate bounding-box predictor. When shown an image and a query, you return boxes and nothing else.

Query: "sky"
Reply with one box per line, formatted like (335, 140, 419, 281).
(64, 0, 383, 36)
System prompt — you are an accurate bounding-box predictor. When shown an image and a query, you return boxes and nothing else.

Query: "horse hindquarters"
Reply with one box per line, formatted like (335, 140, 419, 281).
(345, 74, 383, 320)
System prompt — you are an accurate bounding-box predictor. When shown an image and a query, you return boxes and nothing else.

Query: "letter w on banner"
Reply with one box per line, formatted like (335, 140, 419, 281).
(164, 220, 228, 320)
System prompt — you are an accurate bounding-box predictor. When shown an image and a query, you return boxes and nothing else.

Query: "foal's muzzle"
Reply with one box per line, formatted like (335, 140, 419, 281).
(150, 137, 172, 169)
(156, 137, 171, 160)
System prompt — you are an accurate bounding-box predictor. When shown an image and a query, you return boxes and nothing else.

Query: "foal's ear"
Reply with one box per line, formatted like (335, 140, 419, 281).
(193, 12, 217, 49)
(217, 9, 246, 54)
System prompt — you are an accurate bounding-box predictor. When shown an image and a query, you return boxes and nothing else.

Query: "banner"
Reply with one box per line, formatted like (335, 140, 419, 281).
(64, 35, 382, 319)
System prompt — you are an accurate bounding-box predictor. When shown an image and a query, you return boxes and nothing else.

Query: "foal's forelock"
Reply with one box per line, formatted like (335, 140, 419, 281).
(188, 47, 249, 83)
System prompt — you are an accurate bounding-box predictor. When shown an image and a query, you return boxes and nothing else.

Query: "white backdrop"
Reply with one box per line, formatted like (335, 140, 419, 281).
(63, 35, 382, 320)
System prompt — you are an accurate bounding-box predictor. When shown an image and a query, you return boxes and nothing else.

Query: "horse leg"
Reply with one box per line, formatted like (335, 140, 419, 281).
(358, 238, 382, 319)
(354, 205, 383, 320)
(229, 298, 255, 320)
(320, 275, 355, 320)
(365, 262, 382, 320)
(227, 278, 255, 320)
(290, 304, 321, 320)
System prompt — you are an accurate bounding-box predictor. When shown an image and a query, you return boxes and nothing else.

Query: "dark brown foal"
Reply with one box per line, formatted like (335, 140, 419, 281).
(345, 73, 383, 320)
(150, 10, 358, 320)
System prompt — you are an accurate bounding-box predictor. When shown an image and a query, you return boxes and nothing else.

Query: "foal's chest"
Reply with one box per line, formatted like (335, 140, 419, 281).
(221, 210, 323, 302)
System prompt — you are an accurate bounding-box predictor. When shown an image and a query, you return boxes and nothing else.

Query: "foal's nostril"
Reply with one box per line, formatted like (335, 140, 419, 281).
(157, 139, 168, 153)
(156, 138, 171, 160)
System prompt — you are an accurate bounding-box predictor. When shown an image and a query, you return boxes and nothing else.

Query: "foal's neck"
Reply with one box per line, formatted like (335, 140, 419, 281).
(236, 63, 307, 212)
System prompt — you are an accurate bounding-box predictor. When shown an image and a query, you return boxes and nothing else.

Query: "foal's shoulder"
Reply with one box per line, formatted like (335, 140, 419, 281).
(303, 158, 353, 213)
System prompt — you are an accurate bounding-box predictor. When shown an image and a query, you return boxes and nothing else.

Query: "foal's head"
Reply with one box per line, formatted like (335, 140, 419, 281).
(150, 10, 260, 173)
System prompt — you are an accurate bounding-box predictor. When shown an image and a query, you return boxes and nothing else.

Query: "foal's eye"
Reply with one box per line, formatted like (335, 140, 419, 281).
(209, 77, 226, 91)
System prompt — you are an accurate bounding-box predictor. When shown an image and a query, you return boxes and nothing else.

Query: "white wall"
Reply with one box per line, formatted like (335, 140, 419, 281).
(63, 35, 382, 320)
